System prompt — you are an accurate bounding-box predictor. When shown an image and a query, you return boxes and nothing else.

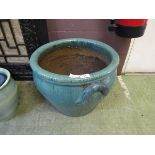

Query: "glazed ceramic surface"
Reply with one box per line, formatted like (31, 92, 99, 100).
(0, 68, 18, 121)
(30, 38, 119, 116)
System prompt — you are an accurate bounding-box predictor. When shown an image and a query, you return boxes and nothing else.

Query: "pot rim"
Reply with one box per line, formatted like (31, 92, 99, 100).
(0, 68, 11, 90)
(30, 38, 119, 84)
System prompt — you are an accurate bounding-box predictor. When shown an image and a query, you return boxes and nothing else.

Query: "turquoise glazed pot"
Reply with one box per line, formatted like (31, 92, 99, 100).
(30, 38, 119, 116)
(0, 68, 18, 121)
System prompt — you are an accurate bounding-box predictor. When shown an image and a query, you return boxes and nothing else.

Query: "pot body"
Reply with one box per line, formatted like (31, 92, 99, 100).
(30, 38, 119, 116)
(33, 71, 116, 116)
(0, 68, 18, 122)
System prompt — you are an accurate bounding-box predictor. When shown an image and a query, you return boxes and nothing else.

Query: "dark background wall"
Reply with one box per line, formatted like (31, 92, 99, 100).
(46, 19, 131, 74)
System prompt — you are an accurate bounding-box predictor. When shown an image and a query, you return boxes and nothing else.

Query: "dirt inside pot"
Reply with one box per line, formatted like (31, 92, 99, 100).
(39, 47, 110, 75)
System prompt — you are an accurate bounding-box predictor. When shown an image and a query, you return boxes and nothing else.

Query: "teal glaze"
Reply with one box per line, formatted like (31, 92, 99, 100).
(30, 38, 119, 116)
(0, 68, 18, 122)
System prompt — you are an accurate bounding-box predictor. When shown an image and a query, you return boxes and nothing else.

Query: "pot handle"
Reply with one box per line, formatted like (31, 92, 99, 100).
(76, 82, 110, 104)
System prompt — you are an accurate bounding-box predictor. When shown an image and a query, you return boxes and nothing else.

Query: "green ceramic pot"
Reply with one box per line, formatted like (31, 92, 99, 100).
(0, 68, 18, 122)
(30, 38, 119, 117)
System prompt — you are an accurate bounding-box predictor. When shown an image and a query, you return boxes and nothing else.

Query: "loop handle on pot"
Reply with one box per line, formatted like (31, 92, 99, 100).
(76, 81, 110, 104)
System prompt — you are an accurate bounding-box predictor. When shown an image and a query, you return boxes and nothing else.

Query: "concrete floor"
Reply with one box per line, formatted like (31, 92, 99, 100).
(0, 75, 155, 135)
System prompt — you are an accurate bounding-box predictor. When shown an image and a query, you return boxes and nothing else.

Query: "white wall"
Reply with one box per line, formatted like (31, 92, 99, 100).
(122, 19, 155, 73)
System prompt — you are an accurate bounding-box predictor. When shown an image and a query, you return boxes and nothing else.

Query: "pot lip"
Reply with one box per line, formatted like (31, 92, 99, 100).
(30, 38, 119, 84)
(0, 68, 11, 90)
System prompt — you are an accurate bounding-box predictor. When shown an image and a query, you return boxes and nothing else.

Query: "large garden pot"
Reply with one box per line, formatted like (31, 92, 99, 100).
(30, 38, 119, 116)
(0, 68, 18, 121)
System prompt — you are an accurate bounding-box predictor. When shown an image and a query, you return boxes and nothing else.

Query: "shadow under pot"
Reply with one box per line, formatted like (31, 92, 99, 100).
(0, 68, 18, 122)
(30, 38, 119, 117)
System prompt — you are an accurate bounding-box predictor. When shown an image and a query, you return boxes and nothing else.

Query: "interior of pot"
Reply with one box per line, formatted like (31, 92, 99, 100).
(39, 46, 111, 75)
(0, 68, 10, 90)
(0, 74, 7, 87)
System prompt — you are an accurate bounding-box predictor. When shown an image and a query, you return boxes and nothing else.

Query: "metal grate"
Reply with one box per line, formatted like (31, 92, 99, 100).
(0, 19, 48, 80)
(0, 19, 28, 63)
